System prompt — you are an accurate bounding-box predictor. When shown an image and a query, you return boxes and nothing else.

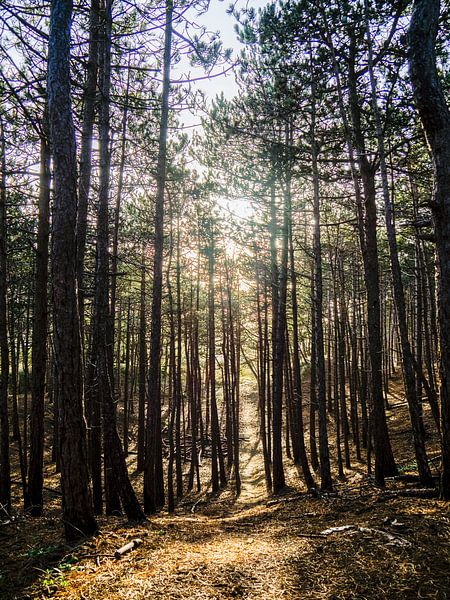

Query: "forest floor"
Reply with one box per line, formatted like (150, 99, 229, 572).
(1, 374, 450, 599)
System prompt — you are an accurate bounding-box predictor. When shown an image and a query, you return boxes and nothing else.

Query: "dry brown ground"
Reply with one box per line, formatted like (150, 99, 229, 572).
(1, 375, 450, 600)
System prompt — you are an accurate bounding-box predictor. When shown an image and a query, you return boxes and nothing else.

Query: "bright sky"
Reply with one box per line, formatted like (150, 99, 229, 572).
(178, 1, 269, 228)
(194, 0, 268, 100)
(175, 0, 269, 121)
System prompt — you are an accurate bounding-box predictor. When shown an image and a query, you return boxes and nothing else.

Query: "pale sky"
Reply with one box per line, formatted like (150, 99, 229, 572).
(176, 0, 269, 223)
(175, 0, 269, 128)
(195, 0, 268, 100)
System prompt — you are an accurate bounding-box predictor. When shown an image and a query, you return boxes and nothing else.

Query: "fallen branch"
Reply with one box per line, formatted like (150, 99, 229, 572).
(191, 498, 204, 514)
(320, 525, 354, 535)
(114, 538, 142, 559)
(379, 488, 438, 500)
(319, 524, 411, 547)
(385, 474, 439, 484)
(357, 527, 411, 548)
(79, 553, 115, 560)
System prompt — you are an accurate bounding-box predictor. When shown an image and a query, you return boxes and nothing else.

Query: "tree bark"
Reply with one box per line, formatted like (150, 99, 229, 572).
(94, 0, 145, 521)
(144, 0, 173, 513)
(27, 121, 51, 515)
(364, 8, 433, 486)
(47, 0, 97, 541)
(288, 178, 315, 491)
(207, 227, 227, 492)
(310, 99, 332, 491)
(256, 255, 272, 490)
(409, 0, 450, 498)
(76, 0, 99, 318)
(347, 44, 397, 484)
(137, 246, 147, 472)
(271, 168, 288, 494)
(318, 11, 397, 484)
(0, 115, 10, 514)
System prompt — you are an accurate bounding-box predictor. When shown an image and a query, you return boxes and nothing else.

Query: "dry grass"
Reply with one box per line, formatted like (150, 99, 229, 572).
(1, 374, 449, 599)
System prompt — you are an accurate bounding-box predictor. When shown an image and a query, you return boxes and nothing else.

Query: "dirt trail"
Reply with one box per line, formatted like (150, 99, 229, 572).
(51, 380, 309, 600)
(235, 378, 268, 506)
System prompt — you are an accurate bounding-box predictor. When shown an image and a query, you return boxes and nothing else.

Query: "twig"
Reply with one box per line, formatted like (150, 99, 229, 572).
(114, 538, 143, 559)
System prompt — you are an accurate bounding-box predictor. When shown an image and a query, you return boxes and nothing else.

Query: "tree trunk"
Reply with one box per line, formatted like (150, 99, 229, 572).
(347, 46, 397, 484)
(207, 227, 227, 492)
(144, 0, 173, 513)
(47, 0, 97, 541)
(365, 3, 433, 486)
(256, 256, 272, 490)
(288, 187, 315, 491)
(95, 0, 144, 521)
(137, 246, 147, 472)
(310, 95, 332, 490)
(123, 299, 131, 457)
(27, 122, 51, 515)
(76, 0, 99, 320)
(175, 212, 183, 499)
(110, 57, 131, 367)
(309, 282, 320, 472)
(319, 13, 397, 484)
(0, 115, 10, 514)
(409, 0, 450, 498)
(271, 167, 289, 494)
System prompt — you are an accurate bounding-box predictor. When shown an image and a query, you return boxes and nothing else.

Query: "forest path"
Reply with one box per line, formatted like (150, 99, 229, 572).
(234, 377, 268, 505)
(50, 377, 314, 600)
(235, 375, 303, 506)
(203, 375, 300, 512)
(50, 378, 321, 600)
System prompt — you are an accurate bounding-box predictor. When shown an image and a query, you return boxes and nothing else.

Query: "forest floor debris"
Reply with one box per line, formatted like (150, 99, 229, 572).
(1, 376, 450, 599)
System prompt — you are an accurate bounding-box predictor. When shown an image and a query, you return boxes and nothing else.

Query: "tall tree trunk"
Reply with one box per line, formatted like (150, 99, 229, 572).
(365, 2, 433, 486)
(225, 260, 240, 494)
(310, 79, 332, 490)
(347, 45, 397, 484)
(221, 284, 233, 473)
(175, 215, 183, 499)
(110, 58, 131, 362)
(350, 263, 362, 461)
(338, 255, 351, 471)
(77, 0, 100, 319)
(0, 115, 10, 514)
(188, 255, 202, 491)
(144, 0, 173, 513)
(331, 252, 344, 479)
(309, 275, 320, 472)
(47, 0, 97, 541)
(319, 11, 397, 484)
(271, 168, 289, 494)
(288, 188, 315, 491)
(166, 245, 176, 513)
(22, 293, 31, 476)
(137, 246, 147, 472)
(232, 296, 241, 495)
(27, 121, 51, 515)
(80, 0, 102, 513)
(207, 227, 227, 492)
(123, 299, 131, 457)
(256, 256, 272, 490)
(409, 0, 450, 498)
(95, 0, 144, 521)
(12, 319, 27, 501)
